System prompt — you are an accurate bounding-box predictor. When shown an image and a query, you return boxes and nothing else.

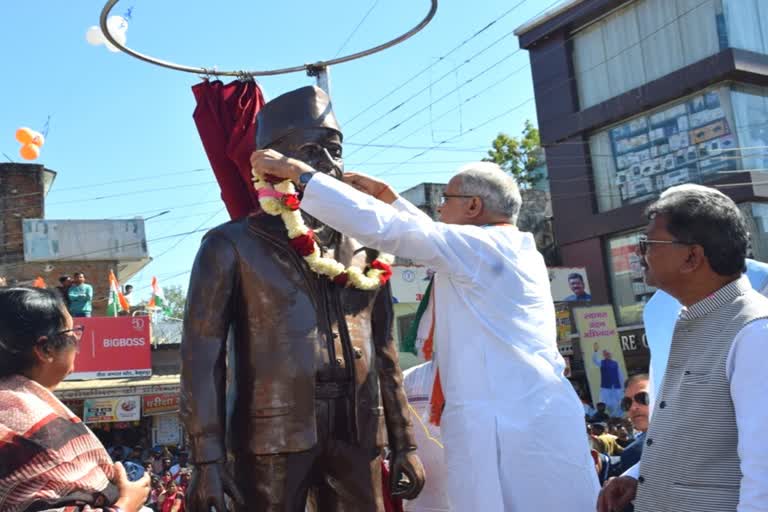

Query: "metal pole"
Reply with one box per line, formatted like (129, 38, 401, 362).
(308, 64, 331, 96)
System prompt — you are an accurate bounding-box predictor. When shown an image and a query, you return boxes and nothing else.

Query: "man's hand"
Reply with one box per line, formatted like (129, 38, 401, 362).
(597, 476, 638, 512)
(185, 463, 244, 512)
(390, 449, 425, 500)
(343, 172, 398, 204)
(112, 462, 150, 512)
(250, 149, 314, 184)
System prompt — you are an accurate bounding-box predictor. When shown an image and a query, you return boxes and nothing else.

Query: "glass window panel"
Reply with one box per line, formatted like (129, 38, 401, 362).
(723, 0, 767, 54)
(637, 0, 685, 83)
(603, 6, 646, 97)
(573, 0, 723, 109)
(731, 85, 768, 170)
(743, 202, 768, 262)
(677, 0, 720, 64)
(591, 85, 740, 212)
(573, 22, 611, 109)
(606, 231, 654, 326)
(590, 132, 622, 212)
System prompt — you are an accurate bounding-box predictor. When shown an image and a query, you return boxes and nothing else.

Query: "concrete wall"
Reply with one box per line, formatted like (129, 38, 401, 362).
(23, 219, 148, 262)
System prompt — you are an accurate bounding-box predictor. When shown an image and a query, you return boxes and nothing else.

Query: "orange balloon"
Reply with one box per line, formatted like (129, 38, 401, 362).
(30, 131, 44, 147)
(15, 127, 34, 144)
(20, 143, 40, 160)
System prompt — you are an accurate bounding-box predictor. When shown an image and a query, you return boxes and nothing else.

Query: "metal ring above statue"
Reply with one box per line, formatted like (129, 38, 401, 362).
(99, 0, 438, 77)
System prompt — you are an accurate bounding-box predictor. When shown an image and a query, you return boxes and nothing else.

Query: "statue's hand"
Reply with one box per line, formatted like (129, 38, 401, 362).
(186, 463, 243, 512)
(389, 448, 425, 500)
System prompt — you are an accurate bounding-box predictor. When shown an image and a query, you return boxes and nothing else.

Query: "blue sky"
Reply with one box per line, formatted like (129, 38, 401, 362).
(0, 0, 560, 300)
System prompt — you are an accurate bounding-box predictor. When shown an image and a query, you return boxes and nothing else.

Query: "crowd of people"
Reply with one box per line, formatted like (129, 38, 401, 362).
(108, 445, 190, 512)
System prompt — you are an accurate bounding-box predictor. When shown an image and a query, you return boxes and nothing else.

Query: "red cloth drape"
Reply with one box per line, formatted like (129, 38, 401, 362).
(382, 460, 405, 512)
(192, 79, 266, 220)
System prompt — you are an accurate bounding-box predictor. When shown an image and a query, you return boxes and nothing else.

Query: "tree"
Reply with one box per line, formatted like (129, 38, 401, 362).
(483, 119, 543, 188)
(162, 284, 187, 319)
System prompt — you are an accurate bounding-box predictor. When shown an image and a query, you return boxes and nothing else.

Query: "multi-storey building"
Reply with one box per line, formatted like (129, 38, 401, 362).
(516, 0, 768, 376)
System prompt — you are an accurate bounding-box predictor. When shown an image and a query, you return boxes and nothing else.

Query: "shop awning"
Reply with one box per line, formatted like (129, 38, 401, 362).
(55, 373, 180, 400)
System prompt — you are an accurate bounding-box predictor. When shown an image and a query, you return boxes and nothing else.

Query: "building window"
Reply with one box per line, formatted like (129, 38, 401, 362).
(730, 84, 768, 170)
(606, 230, 655, 326)
(591, 84, 739, 212)
(740, 202, 768, 262)
(723, 0, 768, 55)
(572, 0, 723, 109)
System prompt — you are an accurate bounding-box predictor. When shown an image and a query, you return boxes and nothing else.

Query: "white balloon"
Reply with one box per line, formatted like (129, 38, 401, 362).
(86, 26, 105, 46)
(107, 15, 128, 34)
(105, 29, 127, 53)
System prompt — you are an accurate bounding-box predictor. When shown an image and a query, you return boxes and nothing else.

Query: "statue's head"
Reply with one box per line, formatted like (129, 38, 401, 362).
(256, 86, 343, 178)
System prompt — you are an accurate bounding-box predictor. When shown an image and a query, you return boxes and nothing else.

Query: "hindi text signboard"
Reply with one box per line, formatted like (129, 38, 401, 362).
(142, 393, 180, 416)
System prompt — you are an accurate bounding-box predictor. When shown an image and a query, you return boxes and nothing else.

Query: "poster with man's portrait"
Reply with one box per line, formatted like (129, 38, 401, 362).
(549, 267, 592, 302)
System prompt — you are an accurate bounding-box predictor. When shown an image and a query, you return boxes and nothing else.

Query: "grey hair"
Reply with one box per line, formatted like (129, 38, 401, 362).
(454, 162, 522, 223)
(646, 184, 748, 276)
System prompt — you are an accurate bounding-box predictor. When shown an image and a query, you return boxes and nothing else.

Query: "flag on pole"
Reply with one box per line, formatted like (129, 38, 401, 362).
(148, 276, 169, 313)
(106, 270, 129, 317)
(32, 276, 46, 288)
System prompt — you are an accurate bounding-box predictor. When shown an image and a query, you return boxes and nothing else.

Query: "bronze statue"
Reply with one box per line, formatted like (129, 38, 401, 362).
(181, 86, 424, 512)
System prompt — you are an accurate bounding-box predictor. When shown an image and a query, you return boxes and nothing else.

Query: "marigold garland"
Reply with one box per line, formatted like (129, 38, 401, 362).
(252, 170, 394, 290)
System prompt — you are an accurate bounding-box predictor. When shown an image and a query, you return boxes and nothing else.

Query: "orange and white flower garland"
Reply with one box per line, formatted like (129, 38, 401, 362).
(252, 170, 394, 290)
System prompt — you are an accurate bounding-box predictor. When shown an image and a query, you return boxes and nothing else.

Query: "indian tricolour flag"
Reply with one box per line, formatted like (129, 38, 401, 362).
(148, 276, 169, 313)
(106, 270, 130, 317)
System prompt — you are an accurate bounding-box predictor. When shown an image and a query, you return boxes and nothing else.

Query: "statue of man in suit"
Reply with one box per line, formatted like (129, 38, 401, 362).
(181, 85, 424, 512)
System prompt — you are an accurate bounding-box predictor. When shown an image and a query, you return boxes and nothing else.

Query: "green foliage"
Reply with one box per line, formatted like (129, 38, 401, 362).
(162, 284, 187, 319)
(483, 120, 543, 187)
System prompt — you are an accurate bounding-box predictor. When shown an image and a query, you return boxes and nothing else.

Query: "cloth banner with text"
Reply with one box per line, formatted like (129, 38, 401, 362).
(573, 305, 629, 415)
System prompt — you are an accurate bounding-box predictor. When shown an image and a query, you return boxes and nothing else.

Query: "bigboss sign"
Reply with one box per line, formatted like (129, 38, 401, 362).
(66, 316, 152, 380)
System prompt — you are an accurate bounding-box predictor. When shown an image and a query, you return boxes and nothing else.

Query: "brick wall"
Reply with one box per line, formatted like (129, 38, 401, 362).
(0, 259, 121, 317)
(0, 163, 46, 263)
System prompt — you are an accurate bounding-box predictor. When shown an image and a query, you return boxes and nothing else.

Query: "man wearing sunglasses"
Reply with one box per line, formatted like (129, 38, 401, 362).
(618, 374, 650, 475)
(598, 185, 768, 512)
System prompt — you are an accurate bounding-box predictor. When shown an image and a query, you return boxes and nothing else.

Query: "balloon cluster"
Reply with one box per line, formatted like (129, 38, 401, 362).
(15, 127, 45, 161)
(86, 15, 128, 52)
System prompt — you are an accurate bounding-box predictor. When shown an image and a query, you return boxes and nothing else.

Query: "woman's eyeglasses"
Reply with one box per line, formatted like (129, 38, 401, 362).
(620, 391, 650, 412)
(55, 325, 86, 352)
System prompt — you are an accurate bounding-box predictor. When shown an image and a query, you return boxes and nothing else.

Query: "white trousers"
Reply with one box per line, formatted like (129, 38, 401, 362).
(440, 402, 600, 512)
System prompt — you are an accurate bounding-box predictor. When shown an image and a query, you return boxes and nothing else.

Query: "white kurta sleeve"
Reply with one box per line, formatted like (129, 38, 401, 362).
(622, 462, 640, 479)
(302, 173, 494, 279)
(392, 196, 433, 220)
(727, 319, 768, 512)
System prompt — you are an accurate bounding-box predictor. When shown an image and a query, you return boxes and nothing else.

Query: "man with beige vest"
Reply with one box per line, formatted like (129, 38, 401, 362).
(598, 185, 768, 512)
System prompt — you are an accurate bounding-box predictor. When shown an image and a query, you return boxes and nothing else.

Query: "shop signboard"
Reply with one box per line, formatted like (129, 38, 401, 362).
(549, 267, 592, 302)
(143, 393, 180, 416)
(573, 306, 629, 417)
(83, 396, 141, 424)
(153, 414, 181, 446)
(390, 265, 433, 304)
(66, 316, 152, 380)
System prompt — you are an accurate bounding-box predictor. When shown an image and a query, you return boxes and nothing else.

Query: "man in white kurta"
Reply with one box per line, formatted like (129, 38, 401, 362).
(251, 154, 600, 511)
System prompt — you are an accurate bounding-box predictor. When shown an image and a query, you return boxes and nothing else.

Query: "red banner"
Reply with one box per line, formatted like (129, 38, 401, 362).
(142, 393, 180, 416)
(66, 316, 152, 380)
